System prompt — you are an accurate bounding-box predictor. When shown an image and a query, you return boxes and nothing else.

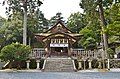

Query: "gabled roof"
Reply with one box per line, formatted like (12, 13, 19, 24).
(45, 20, 73, 33)
(35, 19, 83, 44)
(42, 32, 77, 43)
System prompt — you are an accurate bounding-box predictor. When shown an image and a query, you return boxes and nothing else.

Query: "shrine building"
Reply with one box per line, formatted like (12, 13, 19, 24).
(34, 20, 82, 57)
(28, 20, 103, 71)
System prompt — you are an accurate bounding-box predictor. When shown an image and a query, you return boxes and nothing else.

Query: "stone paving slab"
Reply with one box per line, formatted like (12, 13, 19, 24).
(0, 69, 42, 72)
(0, 71, 120, 79)
(0, 68, 120, 73)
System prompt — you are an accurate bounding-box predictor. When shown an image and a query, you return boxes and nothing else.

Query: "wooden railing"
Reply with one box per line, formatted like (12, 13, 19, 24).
(29, 48, 45, 59)
(29, 48, 103, 59)
(109, 59, 120, 68)
(72, 49, 102, 59)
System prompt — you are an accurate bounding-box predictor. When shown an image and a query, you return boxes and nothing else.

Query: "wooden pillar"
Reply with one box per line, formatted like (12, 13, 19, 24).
(63, 39, 64, 43)
(49, 47, 51, 57)
(68, 39, 72, 57)
(70, 48, 73, 56)
(59, 39, 60, 44)
(68, 47, 71, 56)
(55, 39, 56, 43)
(26, 60, 30, 69)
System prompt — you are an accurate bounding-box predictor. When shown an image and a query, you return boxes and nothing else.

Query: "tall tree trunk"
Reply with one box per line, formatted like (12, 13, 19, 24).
(23, 1, 27, 45)
(98, 0, 108, 69)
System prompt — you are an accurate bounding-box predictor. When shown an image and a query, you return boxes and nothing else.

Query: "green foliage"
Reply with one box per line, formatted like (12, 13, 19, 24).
(79, 0, 120, 50)
(2, 0, 43, 45)
(104, 3, 120, 45)
(107, 22, 120, 36)
(0, 12, 23, 47)
(3, 0, 43, 16)
(0, 42, 31, 61)
(1, 0, 48, 47)
(116, 46, 120, 53)
(80, 0, 98, 22)
(0, 16, 6, 49)
(106, 3, 120, 36)
(49, 12, 64, 26)
(107, 48, 115, 59)
(78, 0, 102, 49)
(108, 36, 119, 43)
(79, 27, 97, 49)
(27, 10, 49, 46)
(0, 16, 6, 27)
(109, 3, 120, 21)
(67, 12, 87, 33)
(33, 10, 49, 33)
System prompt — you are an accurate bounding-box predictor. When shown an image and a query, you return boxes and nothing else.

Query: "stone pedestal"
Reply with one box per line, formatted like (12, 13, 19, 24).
(88, 60, 92, 69)
(78, 60, 82, 70)
(107, 59, 110, 70)
(26, 60, 30, 69)
(83, 60, 86, 70)
(98, 59, 102, 69)
(36, 60, 40, 69)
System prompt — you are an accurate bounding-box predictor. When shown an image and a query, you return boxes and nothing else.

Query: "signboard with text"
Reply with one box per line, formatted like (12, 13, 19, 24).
(50, 44, 68, 47)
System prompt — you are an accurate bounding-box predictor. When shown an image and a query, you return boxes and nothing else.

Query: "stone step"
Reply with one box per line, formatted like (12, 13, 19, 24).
(44, 57, 74, 72)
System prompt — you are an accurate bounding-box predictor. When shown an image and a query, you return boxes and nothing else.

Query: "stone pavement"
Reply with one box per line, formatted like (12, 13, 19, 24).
(0, 68, 120, 73)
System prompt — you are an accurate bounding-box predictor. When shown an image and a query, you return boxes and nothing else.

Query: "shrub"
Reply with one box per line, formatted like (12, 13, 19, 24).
(0, 42, 31, 62)
(107, 48, 115, 59)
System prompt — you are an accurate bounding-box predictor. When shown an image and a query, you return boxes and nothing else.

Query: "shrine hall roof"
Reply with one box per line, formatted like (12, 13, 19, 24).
(35, 20, 82, 42)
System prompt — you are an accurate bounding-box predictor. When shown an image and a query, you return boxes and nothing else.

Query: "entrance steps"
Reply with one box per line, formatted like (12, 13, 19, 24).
(43, 57, 76, 72)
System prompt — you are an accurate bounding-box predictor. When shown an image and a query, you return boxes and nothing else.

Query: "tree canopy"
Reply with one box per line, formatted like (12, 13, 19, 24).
(67, 12, 87, 33)
(2, 0, 43, 45)
(0, 0, 48, 47)
(49, 12, 64, 26)
(1, 0, 120, 52)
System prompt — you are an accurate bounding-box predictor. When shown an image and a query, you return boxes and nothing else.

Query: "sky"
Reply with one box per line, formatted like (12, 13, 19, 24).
(0, 0, 8, 18)
(0, 0, 83, 20)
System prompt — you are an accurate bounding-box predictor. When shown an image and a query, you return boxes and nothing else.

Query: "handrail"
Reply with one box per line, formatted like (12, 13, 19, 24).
(3, 61, 10, 68)
(72, 59, 77, 71)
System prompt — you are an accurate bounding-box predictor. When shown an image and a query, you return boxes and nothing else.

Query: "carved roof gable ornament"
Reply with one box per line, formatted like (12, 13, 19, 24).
(57, 23, 62, 31)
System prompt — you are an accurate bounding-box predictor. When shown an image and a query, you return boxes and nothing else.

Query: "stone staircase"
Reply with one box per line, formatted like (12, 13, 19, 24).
(43, 57, 75, 72)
